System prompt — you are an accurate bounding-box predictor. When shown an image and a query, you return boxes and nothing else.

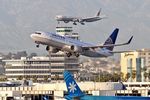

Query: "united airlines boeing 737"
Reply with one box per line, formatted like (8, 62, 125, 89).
(63, 70, 150, 100)
(30, 28, 133, 57)
(55, 9, 106, 25)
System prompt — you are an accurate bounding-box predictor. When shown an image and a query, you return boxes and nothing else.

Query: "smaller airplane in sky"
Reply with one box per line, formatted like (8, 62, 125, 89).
(30, 28, 133, 58)
(63, 70, 150, 100)
(55, 9, 106, 25)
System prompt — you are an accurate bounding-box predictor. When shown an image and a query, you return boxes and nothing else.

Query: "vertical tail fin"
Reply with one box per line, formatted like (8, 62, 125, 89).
(120, 81, 127, 90)
(64, 71, 84, 98)
(103, 28, 119, 51)
(96, 8, 101, 16)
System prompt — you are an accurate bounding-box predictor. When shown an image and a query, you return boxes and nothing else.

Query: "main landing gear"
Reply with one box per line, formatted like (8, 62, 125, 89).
(74, 53, 80, 57)
(66, 52, 72, 57)
(73, 22, 77, 25)
(66, 52, 80, 57)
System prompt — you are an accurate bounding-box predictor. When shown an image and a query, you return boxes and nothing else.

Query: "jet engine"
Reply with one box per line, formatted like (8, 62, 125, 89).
(46, 46, 59, 53)
(73, 18, 79, 22)
(70, 45, 82, 52)
(62, 45, 82, 52)
(64, 21, 69, 23)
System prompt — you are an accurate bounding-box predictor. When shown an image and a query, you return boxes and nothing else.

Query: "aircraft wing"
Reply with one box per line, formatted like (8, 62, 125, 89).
(81, 17, 99, 22)
(109, 50, 134, 53)
(82, 36, 133, 49)
(81, 16, 106, 22)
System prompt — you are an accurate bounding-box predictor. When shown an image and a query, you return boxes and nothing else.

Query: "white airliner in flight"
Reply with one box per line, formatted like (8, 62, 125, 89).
(30, 28, 133, 57)
(55, 9, 106, 25)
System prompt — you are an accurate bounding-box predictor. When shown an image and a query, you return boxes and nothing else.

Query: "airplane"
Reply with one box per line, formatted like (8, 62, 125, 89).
(30, 28, 133, 58)
(63, 70, 150, 100)
(55, 9, 106, 25)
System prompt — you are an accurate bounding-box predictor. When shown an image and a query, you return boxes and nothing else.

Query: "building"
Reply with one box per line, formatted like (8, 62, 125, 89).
(0, 82, 150, 100)
(3, 55, 79, 82)
(117, 82, 150, 96)
(120, 49, 150, 82)
(0, 82, 125, 100)
(56, 26, 79, 40)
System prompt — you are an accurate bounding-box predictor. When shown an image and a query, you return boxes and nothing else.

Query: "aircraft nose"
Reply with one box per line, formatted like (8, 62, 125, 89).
(30, 34, 35, 39)
(30, 34, 33, 38)
(55, 15, 62, 19)
(55, 16, 58, 19)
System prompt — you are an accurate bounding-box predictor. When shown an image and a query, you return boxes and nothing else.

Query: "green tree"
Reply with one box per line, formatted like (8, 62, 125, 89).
(144, 72, 148, 81)
(0, 77, 7, 81)
(120, 72, 126, 82)
(112, 73, 120, 82)
(148, 70, 150, 81)
(142, 66, 148, 81)
(17, 76, 23, 80)
(132, 70, 136, 81)
(44, 76, 49, 82)
(125, 73, 130, 81)
(25, 75, 30, 80)
(142, 66, 147, 72)
(54, 74, 59, 81)
(32, 75, 37, 82)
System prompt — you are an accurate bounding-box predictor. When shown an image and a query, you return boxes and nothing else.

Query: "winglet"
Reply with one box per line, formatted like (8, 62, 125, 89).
(127, 36, 133, 44)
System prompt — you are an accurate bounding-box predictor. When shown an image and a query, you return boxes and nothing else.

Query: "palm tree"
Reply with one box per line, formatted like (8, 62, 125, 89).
(132, 70, 136, 81)
(141, 66, 147, 81)
(112, 73, 120, 82)
(44, 76, 49, 82)
(17, 76, 23, 80)
(125, 73, 130, 82)
(25, 75, 30, 80)
(120, 72, 125, 82)
(32, 75, 37, 82)
(54, 74, 59, 81)
(0, 77, 7, 81)
(144, 72, 148, 82)
(148, 70, 150, 81)
(142, 66, 147, 72)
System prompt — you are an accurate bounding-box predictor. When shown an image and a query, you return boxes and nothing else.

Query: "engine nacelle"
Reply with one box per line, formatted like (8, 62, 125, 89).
(78, 19, 83, 23)
(62, 45, 82, 52)
(73, 18, 79, 22)
(71, 45, 82, 52)
(46, 46, 59, 53)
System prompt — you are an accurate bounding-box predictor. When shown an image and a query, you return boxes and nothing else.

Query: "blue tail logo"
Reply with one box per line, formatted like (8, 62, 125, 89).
(64, 71, 84, 98)
(104, 28, 119, 51)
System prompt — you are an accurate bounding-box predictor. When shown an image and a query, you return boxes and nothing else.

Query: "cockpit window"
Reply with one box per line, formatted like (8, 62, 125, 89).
(35, 32, 41, 35)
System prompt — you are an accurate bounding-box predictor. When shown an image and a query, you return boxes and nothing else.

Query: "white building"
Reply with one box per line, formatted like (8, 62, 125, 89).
(0, 82, 149, 100)
(56, 26, 79, 40)
(3, 55, 79, 82)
